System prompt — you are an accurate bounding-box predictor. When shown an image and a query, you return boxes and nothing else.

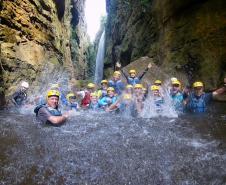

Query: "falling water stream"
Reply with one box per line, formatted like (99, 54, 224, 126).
(94, 30, 105, 84)
(0, 103, 226, 185)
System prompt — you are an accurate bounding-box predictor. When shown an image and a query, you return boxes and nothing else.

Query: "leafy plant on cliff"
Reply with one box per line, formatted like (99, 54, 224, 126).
(140, 0, 152, 6)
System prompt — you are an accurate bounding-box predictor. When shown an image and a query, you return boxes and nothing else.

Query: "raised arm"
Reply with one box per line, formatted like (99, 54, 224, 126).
(212, 77, 226, 98)
(116, 62, 128, 79)
(139, 63, 152, 80)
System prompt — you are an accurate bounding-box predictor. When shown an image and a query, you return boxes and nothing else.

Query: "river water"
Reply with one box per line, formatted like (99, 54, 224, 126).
(0, 103, 226, 185)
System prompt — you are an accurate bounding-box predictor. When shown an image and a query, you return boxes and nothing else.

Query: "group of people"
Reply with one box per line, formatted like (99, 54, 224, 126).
(11, 62, 226, 126)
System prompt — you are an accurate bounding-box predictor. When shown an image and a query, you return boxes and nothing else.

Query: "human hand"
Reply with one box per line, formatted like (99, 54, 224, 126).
(63, 111, 72, 118)
(116, 62, 121, 68)
(147, 63, 152, 69)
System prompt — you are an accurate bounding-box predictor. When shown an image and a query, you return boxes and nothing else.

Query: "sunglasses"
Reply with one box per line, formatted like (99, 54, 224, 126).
(172, 84, 180, 87)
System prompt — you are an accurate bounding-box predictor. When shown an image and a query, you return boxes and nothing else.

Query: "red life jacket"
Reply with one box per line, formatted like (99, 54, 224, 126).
(81, 91, 91, 108)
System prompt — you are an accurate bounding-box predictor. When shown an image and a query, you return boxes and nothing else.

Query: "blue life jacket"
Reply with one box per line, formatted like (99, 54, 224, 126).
(187, 93, 207, 113)
(127, 77, 140, 86)
(171, 92, 184, 111)
(89, 102, 101, 111)
(68, 102, 78, 110)
(154, 97, 164, 112)
(108, 80, 125, 95)
(99, 96, 117, 107)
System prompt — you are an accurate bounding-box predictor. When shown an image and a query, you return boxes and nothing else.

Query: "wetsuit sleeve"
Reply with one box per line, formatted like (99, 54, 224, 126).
(204, 92, 213, 104)
(98, 97, 108, 106)
(37, 107, 52, 124)
(11, 91, 20, 105)
(138, 67, 149, 80)
(120, 69, 129, 81)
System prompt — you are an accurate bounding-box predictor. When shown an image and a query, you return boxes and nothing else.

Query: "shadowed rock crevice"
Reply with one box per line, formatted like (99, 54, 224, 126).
(53, 0, 65, 21)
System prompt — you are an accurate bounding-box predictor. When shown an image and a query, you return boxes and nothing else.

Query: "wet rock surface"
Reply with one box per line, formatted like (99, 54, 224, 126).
(0, 0, 88, 105)
(105, 0, 226, 88)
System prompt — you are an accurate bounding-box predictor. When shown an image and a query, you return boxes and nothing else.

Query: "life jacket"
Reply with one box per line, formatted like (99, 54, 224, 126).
(14, 91, 27, 106)
(81, 91, 91, 108)
(188, 93, 206, 113)
(34, 104, 62, 116)
(89, 102, 100, 111)
(108, 80, 125, 95)
(171, 92, 184, 111)
(69, 102, 78, 110)
(127, 77, 140, 86)
(99, 96, 117, 107)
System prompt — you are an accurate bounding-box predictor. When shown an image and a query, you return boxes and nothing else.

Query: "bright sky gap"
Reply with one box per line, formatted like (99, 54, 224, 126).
(85, 0, 106, 42)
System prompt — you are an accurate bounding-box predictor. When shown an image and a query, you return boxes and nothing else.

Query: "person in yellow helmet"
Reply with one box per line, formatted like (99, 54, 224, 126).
(185, 78, 226, 113)
(66, 93, 79, 111)
(154, 80, 162, 86)
(150, 85, 164, 112)
(97, 80, 108, 98)
(89, 93, 101, 111)
(49, 83, 68, 106)
(108, 70, 125, 95)
(76, 83, 97, 108)
(170, 79, 184, 112)
(133, 84, 145, 114)
(116, 62, 152, 86)
(34, 90, 70, 126)
(99, 87, 118, 110)
(107, 84, 134, 112)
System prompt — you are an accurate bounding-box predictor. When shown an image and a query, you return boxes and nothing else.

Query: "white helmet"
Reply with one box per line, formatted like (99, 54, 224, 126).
(171, 77, 178, 82)
(21, 81, 29, 88)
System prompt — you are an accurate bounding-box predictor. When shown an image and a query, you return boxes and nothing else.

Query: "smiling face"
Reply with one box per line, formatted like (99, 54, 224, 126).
(194, 86, 204, 96)
(130, 72, 136, 78)
(47, 96, 59, 108)
(171, 84, 180, 94)
(152, 90, 160, 97)
(101, 83, 108, 90)
(107, 90, 115, 97)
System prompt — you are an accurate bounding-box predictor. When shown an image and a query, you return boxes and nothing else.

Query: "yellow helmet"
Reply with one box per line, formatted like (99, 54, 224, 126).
(154, 80, 162, 85)
(101, 80, 108, 84)
(123, 94, 132, 100)
(193, 81, 203, 88)
(134, 84, 143, 89)
(150, 85, 160, 91)
(50, 83, 59, 89)
(171, 80, 181, 86)
(129, 69, 136, 74)
(113, 71, 121, 77)
(107, 87, 115, 92)
(47, 90, 60, 98)
(126, 84, 133, 89)
(87, 83, 95, 89)
(66, 93, 76, 101)
(142, 87, 147, 91)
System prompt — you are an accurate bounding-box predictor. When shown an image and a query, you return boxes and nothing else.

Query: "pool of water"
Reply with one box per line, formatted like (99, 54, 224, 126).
(0, 103, 226, 185)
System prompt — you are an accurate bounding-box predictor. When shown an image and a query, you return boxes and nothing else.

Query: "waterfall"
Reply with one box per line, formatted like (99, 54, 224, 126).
(94, 30, 105, 83)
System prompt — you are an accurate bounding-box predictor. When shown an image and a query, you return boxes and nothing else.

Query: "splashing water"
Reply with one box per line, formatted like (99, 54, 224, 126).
(1, 103, 226, 185)
(141, 80, 178, 118)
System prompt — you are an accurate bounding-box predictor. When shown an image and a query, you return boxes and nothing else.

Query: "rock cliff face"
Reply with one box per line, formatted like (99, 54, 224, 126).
(0, 0, 88, 105)
(105, 0, 226, 89)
